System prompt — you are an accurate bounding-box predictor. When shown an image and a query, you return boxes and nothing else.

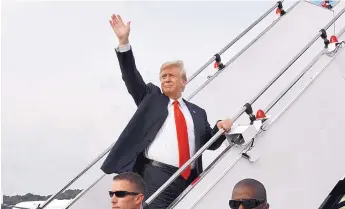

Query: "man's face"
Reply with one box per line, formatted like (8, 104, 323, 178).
(111, 180, 143, 209)
(231, 186, 268, 209)
(160, 67, 186, 98)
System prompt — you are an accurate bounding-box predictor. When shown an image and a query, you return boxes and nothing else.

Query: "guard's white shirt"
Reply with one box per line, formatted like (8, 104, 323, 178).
(116, 44, 196, 168)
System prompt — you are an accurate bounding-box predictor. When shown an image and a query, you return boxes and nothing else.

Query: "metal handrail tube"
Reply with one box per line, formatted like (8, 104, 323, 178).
(144, 130, 226, 207)
(188, 1, 341, 101)
(263, 57, 335, 131)
(187, 0, 298, 101)
(38, 2, 283, 208)
(187, 1, 283, 83)
(38, 143, 115, 209)
(186, 134, 256, 209)
(187, 23, 345, 208)
(167, 142, 235, 208)
(247, 7, 345, 106)
(167, 2, 301, 207)
(333, 0, 342, 8)
(186, 44, 339, 209)
(265, 49, 326, 113)
(63, 174, 106, 209)
(144, 6, 345, 206)
(46, 2, 300, 208)
(265, 26, 345, 113)
(40, 2, 342, 209)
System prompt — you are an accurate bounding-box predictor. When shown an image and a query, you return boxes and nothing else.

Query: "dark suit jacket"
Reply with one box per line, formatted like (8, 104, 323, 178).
(100, 47, 226, 176)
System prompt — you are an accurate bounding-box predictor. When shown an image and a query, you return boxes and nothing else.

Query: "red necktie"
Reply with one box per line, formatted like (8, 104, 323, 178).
(173, 100, 191, 180)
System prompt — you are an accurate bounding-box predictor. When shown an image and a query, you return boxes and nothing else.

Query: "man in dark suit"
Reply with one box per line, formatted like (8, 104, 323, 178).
(101, 14, 233, 209)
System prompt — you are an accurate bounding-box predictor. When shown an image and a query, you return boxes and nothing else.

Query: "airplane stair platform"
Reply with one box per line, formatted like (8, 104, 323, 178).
(36, 1, 345, 209)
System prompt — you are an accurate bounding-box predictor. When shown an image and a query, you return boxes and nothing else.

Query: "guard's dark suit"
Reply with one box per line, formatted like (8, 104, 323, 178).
(100, 47, 226, 177)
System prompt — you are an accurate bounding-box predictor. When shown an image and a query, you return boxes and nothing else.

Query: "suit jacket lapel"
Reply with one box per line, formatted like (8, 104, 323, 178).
(183, 99, 202, 150)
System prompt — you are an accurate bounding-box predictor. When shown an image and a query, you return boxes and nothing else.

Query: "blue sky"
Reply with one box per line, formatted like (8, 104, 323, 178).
(1, 1, 299, 195)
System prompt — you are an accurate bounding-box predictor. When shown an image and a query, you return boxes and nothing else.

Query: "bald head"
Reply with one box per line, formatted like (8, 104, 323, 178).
(232, 178, 267, 201)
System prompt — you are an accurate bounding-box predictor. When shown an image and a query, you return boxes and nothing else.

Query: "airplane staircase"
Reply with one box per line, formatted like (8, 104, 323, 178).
(173, 25, 345, 209)
(35, 1, 345, 209)
(171, 16, 345, 209)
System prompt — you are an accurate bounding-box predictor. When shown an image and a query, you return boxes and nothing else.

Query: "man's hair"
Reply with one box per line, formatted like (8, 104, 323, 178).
(233, 178, 267, 201)
(113, 172, 146, 194)
(159, 60, 187, 81)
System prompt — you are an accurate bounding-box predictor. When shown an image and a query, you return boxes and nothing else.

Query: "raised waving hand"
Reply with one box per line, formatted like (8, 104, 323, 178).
(109, 14, 131, 45)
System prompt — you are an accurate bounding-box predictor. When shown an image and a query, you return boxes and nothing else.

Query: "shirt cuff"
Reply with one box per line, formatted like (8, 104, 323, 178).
(115, 43, 131, 52)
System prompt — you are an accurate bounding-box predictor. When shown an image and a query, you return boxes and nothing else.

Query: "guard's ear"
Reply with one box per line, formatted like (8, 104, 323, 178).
(135, 194, 145, 205)
(265, 203, 270, 209)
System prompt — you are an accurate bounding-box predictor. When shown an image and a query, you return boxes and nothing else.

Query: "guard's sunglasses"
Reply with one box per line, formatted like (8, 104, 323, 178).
(109, 190, 140, 198)
(229, 199, 266, 209)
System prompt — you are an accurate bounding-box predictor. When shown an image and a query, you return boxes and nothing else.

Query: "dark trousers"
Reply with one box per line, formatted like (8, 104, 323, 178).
(139, 162, 197, 209)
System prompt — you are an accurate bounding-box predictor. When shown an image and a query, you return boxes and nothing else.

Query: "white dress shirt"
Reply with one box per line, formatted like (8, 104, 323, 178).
(116, 43, 196, 167)
(144, 97, 195, 168)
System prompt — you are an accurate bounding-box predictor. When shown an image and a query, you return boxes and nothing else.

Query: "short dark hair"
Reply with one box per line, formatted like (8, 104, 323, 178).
(233, 178, 267, 201)
(113, 172, 146, 194)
